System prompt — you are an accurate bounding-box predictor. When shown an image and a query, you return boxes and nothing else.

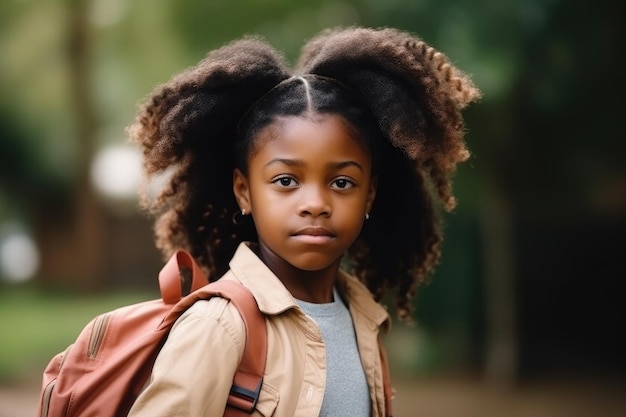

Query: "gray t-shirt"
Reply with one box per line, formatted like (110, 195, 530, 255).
(296, 288, 371, 417)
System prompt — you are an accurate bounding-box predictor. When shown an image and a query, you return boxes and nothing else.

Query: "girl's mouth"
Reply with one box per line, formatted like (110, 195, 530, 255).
(291, 227, 336, 243)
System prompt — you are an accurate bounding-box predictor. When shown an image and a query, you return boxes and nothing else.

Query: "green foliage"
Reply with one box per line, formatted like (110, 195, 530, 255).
(0, 0, 551, 201)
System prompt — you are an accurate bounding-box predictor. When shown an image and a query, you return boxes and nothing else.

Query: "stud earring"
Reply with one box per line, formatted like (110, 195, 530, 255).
(365, 213, 370, 220)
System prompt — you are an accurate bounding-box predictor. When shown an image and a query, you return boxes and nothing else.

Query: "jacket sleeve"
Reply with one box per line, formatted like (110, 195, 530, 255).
(128, 297, 245, 417)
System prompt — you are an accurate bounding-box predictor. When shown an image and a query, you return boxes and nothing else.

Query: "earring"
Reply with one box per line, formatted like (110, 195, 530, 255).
(232, 209, 247, 225)
(365, 213, 370, 220)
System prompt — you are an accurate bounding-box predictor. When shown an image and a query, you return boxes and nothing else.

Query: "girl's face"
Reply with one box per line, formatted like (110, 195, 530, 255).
(233, 114, 376, 273)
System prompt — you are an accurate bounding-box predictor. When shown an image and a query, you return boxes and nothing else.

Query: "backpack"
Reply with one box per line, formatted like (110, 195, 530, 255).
(38, 250, 266, 417)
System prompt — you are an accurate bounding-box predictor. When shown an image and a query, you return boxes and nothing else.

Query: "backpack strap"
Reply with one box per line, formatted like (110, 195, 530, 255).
(159, 251, 266, 416)
(202, 280, 267, 415)
(159, 250, 209, 304)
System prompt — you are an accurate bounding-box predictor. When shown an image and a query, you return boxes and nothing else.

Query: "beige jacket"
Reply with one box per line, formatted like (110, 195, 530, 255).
(129, 242, 391, 417)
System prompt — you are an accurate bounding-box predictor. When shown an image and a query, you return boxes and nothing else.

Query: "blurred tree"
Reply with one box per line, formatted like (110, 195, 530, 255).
(506, 0, 626, 377)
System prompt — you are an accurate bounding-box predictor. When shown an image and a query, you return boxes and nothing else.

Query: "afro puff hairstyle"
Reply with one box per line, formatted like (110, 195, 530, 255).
(128, 27, 480, 321)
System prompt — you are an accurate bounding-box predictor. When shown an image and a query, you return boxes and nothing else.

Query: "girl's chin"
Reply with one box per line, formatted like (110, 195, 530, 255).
(285, 254, 343, 273)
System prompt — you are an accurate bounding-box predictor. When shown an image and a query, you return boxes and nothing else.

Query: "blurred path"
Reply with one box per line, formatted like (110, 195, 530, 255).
(2, 374, 625, 417)
(394, 374, 626, 417)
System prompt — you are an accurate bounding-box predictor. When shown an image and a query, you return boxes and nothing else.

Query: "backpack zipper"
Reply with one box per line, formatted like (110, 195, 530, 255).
(88, 314, 111, 358)
(40, 378, 55, 417)
(39, 345, 72, 417)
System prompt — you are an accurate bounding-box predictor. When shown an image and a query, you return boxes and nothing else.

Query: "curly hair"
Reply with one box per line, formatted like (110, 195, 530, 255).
(128, 27, 480, 321)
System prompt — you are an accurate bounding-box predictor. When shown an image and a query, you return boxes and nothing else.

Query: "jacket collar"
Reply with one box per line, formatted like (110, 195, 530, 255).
(228, 242, 298, 315)
(338, 269, 391, 332)
(228, 242, 390, 330)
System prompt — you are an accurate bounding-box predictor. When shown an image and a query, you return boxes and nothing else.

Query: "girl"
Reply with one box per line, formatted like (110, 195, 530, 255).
(127, 26, 480, 417)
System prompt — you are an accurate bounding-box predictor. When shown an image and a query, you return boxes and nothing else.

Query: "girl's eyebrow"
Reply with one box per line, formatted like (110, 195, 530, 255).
(328, 160, 364, 172)
(264, 158, 303, 168)
(264, 158, 364, 172)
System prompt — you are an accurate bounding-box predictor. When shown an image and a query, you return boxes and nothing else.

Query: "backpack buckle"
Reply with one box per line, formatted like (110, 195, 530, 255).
(228, 377, 263, 412)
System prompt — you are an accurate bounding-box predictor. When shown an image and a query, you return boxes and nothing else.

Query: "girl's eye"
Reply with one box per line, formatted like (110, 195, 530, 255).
(272, 176, 298, 188)
(331, 178, 355, 190)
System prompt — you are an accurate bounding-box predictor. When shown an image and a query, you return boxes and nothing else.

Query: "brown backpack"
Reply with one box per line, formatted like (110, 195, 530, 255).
(38, 250, 266, 417)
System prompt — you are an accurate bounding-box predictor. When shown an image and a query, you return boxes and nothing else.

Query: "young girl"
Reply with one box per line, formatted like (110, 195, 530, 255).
(127, 26, 479, 417)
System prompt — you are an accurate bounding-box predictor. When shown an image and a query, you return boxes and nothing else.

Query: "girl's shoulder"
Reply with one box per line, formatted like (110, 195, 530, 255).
(172, 276, 248, 345)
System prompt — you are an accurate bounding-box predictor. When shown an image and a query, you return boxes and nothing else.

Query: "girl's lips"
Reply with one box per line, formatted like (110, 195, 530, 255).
(291, 234, 335, 244)
(291, 227, 336, 243)
(292, 227, 335, 237)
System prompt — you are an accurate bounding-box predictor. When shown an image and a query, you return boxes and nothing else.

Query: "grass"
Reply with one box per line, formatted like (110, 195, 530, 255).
(0, 286, 155, 384)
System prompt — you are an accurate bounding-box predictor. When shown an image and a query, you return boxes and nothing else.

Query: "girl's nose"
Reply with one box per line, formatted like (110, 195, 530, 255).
(298, 186, 331, 217)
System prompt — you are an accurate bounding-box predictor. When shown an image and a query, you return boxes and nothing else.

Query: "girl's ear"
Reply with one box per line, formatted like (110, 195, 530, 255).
(366, 175, 377, 215)
(233, 168, 252, 212)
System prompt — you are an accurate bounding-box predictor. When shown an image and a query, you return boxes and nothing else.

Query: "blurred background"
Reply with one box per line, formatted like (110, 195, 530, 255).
(1, 0, 624, 416)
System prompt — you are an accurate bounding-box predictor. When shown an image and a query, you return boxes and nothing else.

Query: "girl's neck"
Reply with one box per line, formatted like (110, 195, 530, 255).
(255, 243, 339, 304)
